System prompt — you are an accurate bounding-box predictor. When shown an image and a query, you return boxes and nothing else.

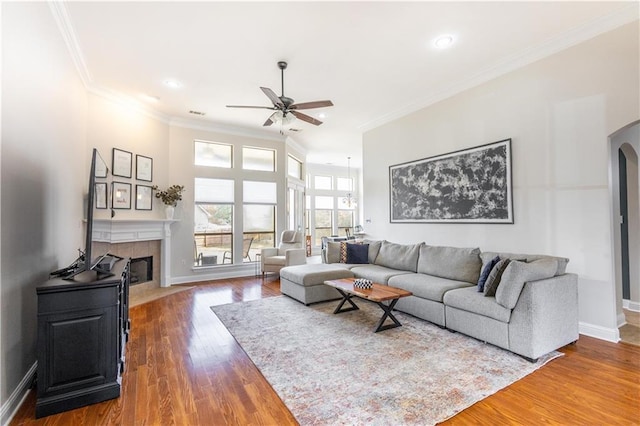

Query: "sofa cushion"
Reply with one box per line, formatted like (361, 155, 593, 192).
(346, 243, 369, 264)
(417, 245, 482, 284)
(280, 264, 354, 287)
(481, 251, 569, 276)
(484, 259, 511, 297)
(350, 265, 412, 284)
(495, 258, 558, 309)
(388, 273, 474, 303)
(375, 241, 422, 272)
(444, 287, 512, 323)
(478, 255, 500, 292)
(362, 239, 382, 264)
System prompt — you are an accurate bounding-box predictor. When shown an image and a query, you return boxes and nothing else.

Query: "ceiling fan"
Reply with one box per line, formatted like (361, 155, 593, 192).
(226, 61, 333, 127)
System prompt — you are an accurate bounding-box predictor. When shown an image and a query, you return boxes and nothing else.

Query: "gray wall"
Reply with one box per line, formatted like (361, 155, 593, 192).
(362, 22, 639, 341)
(1, 1, 88, 417)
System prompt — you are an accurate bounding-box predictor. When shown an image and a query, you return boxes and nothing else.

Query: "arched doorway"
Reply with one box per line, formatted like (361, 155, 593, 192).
(610, 120, 640, 344)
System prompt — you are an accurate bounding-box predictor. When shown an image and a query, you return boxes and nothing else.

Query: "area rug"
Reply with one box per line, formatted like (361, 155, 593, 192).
(211, 296, 561, 425)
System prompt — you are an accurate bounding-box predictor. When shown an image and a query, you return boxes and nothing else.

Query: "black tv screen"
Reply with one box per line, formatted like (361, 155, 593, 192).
(61, 148, 111, 280)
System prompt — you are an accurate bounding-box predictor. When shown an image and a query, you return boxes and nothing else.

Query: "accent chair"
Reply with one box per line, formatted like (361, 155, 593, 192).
(261, 230, 306, 277)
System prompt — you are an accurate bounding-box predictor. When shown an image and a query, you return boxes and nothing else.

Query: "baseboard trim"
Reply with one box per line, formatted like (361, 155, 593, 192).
(1, 362, 37, 426)
(172, 264, 256, 285)
(623, 299, 640, 312)
(579, 322, 620, 343)
(617, 312, 627, 328)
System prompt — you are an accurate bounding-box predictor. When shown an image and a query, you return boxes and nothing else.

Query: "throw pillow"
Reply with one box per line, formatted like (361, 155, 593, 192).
(483, 258, 511, 297)
(339, 242, 348, 263)
(325, 242, 342, 264)
(495, 258, 559, 309)
(346, 243, 369, 264)
(477, 255, 500, 292)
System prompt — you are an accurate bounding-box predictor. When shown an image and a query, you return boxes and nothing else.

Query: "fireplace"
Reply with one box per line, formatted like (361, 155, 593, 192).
(93, 219, 176, 287)
(130, 256, 153, 286)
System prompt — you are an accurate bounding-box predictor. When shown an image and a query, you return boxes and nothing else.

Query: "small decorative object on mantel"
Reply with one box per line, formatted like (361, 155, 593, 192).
(353, 278, 373, 289)
(152, 184, 185, 219)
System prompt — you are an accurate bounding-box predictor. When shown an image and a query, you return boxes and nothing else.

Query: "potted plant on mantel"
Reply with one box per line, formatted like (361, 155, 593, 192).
(152, 185, 185, 219)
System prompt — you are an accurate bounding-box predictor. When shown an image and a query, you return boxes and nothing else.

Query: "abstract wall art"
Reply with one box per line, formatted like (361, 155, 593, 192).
(389, 139, 513, 223)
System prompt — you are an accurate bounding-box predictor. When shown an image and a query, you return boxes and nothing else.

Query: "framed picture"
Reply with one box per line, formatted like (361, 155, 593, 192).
(112, 181, 132, 209)
(112, 148, 132, 178)
(136, 154, 153, 182)
(95, 151, 108, 178)
(389, 139, 513, 223)
(95, 182, 107, 209)
(135, 184, 153, 210)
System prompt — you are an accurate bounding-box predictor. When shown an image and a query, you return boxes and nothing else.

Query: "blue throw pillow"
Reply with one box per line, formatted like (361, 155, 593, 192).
(477, 255, 500, 292)
(346, 243, 369, 264)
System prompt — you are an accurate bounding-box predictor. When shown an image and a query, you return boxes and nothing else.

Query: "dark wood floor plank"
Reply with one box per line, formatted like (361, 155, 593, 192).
(10, 277, 639, 425)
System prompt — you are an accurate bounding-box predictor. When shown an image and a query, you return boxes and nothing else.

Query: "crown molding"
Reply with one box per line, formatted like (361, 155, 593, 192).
(48, 0, 92, 88)
(85, 85, 172, 124)
(359, 4, 640, 132)
(169, 117, 285, 142)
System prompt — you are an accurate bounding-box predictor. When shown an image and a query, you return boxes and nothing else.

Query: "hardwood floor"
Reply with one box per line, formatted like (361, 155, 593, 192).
(11, 277, 640, 425)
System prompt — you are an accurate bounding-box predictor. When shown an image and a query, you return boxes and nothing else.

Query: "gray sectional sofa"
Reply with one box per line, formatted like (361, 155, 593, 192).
(279, 239, 578, 361)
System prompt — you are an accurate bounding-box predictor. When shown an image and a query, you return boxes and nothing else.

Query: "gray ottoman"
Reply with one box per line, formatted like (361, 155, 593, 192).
(280, 264, 355, 305)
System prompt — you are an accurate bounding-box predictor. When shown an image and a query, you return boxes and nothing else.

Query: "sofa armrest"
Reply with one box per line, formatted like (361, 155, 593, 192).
(508, 273, 578, 360)
(285, 248, 307, 266)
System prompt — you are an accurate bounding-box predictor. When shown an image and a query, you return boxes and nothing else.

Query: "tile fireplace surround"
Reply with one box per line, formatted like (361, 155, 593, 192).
(92, 219, 177, 287)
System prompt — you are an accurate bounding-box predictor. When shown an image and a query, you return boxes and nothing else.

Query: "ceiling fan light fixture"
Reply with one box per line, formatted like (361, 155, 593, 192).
(272, 110, 296, 125)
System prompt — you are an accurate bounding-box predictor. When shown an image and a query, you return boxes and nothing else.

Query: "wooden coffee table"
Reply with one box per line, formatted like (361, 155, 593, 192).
(324, 278, 412, 332)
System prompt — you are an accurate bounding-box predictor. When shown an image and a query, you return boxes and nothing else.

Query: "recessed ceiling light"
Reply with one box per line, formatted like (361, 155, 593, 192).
(318, 113, 326, 119)
(163, 79, 182, 89)
(433, 34, 455, 49)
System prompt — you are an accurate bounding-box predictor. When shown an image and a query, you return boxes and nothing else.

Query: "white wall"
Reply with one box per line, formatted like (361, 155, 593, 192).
(1, 2, 88, 420)
(362, 22, 639, 341)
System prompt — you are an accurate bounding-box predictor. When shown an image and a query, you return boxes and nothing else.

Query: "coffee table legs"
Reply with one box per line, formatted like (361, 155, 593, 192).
(374, 299, 401, 332)
(333, 289, 402, 332)
(333, 289, 360, 314)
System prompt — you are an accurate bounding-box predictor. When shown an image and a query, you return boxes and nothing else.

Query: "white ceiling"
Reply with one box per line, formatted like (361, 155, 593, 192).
(61, 1, 636, 167)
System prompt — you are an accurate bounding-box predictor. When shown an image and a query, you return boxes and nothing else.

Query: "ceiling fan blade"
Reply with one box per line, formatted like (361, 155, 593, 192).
(291, 110, 323, 126)
(260, 87, 284, 108)
(226, 105, 275, 110)
(263, 112, 276, 127)
(290, 100, 334, 110)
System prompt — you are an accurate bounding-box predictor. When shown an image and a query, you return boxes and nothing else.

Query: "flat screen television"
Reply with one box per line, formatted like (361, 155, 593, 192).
(58, 148, 116, 280)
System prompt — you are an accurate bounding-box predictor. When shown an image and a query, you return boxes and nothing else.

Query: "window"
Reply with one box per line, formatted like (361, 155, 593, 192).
(243, 181, 277, 262)
(337, 177, 352, 191)
(243, 147, 275, 172)
(314, 196, 334, 246)
(194, 140, 232, 168)
(288, 155, 302, 179)
(337, 209, 354, 237)
(306, 164, 360, 249)
(314, 175, 332, 190)
(194, 178, 234, 266)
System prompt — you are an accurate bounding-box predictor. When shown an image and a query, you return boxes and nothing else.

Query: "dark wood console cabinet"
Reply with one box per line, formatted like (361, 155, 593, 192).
(35, 258, 130, 418)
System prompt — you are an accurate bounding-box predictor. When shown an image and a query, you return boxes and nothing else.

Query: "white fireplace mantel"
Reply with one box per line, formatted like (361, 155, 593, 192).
(93, 219, 178, 287)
